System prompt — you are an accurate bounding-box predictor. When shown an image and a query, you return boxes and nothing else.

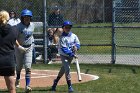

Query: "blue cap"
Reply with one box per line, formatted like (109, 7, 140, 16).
(21, 9, 32, 17)
(62, 20, 72, 27)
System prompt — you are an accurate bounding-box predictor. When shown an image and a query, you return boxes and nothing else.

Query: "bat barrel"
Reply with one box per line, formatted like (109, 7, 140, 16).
(75, 58, 82, 82)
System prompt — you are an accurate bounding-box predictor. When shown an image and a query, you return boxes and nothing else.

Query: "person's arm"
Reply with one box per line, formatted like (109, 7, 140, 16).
(16, 40, 26, 52)
(72, 35, 80, 53)
(16, 40, 20, 47)
(75, 35, 80, 50)
(61, 47, 75, 57)
(53, 28, 59, 44)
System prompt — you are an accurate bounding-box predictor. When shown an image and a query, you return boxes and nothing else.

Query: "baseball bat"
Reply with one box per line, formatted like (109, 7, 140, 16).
(75, 58, 82, 81)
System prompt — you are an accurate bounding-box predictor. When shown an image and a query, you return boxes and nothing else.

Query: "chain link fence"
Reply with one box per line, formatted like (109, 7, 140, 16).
(114, 0, 140, 65)
(0, 0, 140, 65)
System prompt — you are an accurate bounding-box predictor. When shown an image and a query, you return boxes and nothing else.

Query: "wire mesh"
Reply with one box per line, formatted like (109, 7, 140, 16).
(1, 0, 140, 65)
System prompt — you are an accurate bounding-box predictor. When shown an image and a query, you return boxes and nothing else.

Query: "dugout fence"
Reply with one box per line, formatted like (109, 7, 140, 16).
(113, 0, 140, 65)
(1, 0, 140, 65)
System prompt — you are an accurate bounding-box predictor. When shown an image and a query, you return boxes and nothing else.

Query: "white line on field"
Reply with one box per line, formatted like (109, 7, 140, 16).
(0, 69, 99, 81)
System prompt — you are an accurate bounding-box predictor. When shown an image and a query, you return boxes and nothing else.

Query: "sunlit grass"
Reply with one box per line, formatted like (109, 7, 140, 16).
(2, 64, 137, 93)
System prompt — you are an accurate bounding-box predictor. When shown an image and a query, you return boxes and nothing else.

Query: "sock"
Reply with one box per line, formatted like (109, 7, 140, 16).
(25, 75, 30, 86)
(67, 80, 72, 87)
(25, 68, 31, 86)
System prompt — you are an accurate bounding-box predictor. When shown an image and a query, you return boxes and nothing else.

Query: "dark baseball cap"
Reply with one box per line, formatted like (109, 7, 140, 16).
(53, 5, 60, 10)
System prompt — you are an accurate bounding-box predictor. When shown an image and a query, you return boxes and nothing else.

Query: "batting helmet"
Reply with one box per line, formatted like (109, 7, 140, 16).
(21, 9, 32, 17)
(62, 20, 72, 28)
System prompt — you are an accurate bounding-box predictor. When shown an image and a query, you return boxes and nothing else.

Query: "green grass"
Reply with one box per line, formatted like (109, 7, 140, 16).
(1, 64, 140, 93)
(72, 23, 140, 54)
(34, 23, 140, 54)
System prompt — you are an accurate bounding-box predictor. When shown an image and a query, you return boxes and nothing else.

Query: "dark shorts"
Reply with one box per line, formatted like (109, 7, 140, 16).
(0, 67, 15, 76)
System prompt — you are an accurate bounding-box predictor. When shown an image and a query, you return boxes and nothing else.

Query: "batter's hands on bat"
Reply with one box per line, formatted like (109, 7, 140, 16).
(74, 55, 78, 58)
(72, 46, 78, 52)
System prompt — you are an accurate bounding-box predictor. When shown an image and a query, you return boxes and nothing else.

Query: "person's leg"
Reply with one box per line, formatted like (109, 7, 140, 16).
(1, 67, 16, 93)
(48, 45, 58, 64)
(63, 56, 74, 92)
(52, 63, 65, 91)
(15, 47, 24, 88)
(4, 76, 16, 93)
(47, 46, 52, 64)
(52, 65, 65, 91)
(24, 47, 33, 92)
(51, 55, 66, 91)
(51, 45, 58, 58)
(25, 67, 32, 92)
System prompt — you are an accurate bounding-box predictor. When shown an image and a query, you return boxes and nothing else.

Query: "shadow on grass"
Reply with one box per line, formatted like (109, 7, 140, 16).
(0, 87, 71, 93)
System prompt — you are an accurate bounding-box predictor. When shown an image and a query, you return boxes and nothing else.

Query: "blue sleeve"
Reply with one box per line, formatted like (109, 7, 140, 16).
(61, 47, 75, 57)
(76, 44, 80, 50)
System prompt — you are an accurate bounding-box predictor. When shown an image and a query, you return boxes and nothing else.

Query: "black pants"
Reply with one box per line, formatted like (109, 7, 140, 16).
(48, 45, 58, 60)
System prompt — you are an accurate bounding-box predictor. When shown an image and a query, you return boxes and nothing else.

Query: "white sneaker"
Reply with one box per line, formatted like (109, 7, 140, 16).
(25, 86, 32, 93)
(48, 60, 53, 64)
(36, 55, 42, 60)
(56, 53, 60, 57)
(15, 79, 20, 88)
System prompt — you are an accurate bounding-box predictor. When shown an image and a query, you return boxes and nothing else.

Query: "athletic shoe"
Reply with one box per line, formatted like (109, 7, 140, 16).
(48, 60, 53, 64)
(51, 79, 57, 91)
(68, 86, 74, 92)
(56, 53, 60, 57)
(36, 55, 42, 60)
(25, 86, 32, 93)
(15, 79, 20, 88)
(51, 85, 56, 91)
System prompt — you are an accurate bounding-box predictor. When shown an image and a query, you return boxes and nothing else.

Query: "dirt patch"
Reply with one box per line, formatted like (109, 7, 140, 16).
(0, 69, 99, 89)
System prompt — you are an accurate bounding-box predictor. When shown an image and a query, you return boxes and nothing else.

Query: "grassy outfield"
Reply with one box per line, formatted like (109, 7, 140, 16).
(72, 23, 140, 54)
(1, 63, 140, 93)
(34, 23, 140, 54)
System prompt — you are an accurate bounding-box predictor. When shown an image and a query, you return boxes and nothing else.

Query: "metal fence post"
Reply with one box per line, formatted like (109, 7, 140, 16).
(43, 0, 48, 64)
(111, 0, 116, 64)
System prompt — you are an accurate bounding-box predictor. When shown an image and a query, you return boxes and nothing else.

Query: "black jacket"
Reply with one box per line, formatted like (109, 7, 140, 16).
(48, 13, 64, 26)
(0, 24, 18, 68)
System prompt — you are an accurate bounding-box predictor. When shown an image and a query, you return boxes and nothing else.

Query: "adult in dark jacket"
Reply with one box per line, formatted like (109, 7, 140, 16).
(48, 5, 64, 27)
(46, 6, 64, 64)
(0, 10, 18, 93)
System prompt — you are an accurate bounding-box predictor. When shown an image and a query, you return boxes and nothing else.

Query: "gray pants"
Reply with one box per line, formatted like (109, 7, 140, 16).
(15, 45, 33, 73)
(57, 55, 73, 81)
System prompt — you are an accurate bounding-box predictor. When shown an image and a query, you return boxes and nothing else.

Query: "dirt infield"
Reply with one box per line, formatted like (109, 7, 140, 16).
(0, 69, 99, 89)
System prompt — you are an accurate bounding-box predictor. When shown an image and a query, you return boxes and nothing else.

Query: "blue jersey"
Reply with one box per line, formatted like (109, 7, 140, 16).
(16, 22, 34, 46)
(58, 31, 80, 57)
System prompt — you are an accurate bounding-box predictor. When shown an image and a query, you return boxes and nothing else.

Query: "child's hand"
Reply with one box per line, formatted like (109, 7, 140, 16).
(73, 46, 78, 52)
(74, 55, 78, 58)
